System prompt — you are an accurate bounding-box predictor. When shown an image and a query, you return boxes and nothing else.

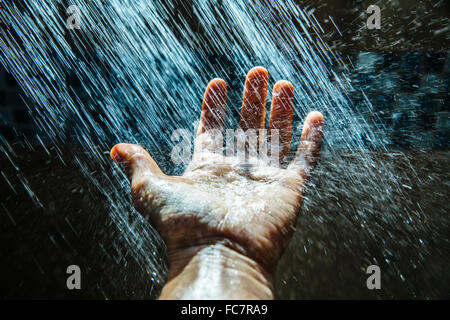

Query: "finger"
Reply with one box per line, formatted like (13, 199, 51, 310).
(110, 143, 164, 181)
(111, 143, 169, 228)
(196, 78, 227, 135)
(195, 78, 227, 154)
(239, 67, 269, 133)
(288, 111, 324, 178)
(268, 80, 294, 164)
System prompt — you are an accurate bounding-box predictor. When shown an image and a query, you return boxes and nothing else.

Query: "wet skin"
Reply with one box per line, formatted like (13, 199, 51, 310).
(111, 67, 324, 299)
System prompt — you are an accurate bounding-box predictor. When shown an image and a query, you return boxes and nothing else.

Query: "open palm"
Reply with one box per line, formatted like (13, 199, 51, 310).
(111, 67, 324, 275)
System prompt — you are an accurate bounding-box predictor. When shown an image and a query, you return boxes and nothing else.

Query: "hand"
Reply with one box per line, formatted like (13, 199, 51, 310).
(110, 67, 324, 299)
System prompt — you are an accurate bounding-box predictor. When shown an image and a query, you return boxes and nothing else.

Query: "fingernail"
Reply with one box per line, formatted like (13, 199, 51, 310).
(110, 146, 123, 162)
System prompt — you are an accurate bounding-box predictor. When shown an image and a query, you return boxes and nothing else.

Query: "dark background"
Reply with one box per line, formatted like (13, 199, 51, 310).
(1, 0, 449, 299)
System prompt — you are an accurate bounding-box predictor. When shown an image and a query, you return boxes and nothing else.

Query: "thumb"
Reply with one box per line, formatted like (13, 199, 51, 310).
(110, 143, 164, 181)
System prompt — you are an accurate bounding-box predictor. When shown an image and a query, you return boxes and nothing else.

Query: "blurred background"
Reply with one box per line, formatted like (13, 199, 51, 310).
(0, 0, 449, 299)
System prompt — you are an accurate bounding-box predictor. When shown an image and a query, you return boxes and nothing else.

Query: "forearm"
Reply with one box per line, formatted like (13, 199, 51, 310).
(159, 242, 274, 300)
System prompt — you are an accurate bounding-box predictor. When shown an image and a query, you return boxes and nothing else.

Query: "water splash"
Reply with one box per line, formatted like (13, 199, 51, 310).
(0, 0, 440, 298)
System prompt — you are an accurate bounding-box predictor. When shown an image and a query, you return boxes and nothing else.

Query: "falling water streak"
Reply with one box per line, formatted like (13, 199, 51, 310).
(0, 0, 415, 292)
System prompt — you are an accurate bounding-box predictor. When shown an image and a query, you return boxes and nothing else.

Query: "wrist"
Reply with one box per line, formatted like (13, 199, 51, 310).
(159, 240, 274, 300)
